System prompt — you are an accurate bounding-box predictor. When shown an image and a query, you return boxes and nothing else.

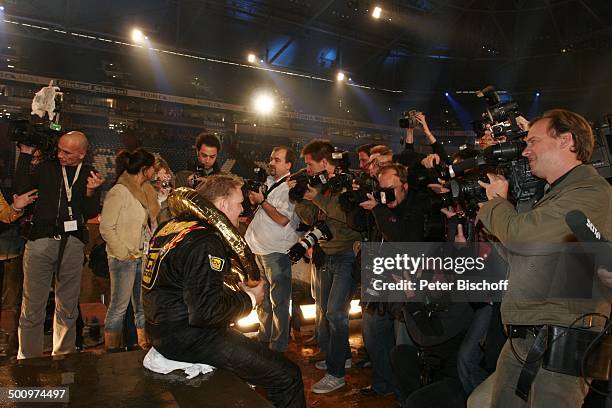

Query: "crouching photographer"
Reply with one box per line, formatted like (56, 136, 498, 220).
(360, 163, 474, 408)
(469, 109, 612, 407)
(288, 139, 362, 394)
(357, 163, 426, 401)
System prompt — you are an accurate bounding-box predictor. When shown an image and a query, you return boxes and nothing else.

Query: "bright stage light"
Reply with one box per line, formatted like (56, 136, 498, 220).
(372, 6, 382, 19)
(535, 92, 541, 97)
(337, 71, 345, 82)
(247, 53, 256, 63)
(300, 300, 361, 320)
(253, 93, 275, 115)
(0, 5, 5, 12)
(131, 28, 145, 43)
(300, 304, 316, 320)
(445, 92, 450, 97)
(236, 310, 259, 327)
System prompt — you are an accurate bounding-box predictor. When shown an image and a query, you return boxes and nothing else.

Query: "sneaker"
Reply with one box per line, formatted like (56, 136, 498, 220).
(311, 374, 346, 394)
(314, 358, 352, 370)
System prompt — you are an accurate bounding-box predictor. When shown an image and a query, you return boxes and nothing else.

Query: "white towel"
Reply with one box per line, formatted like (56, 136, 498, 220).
(143, 347, 216, 379)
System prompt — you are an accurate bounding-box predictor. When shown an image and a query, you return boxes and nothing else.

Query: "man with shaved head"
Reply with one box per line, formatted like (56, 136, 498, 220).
(15, 131, 104, 359)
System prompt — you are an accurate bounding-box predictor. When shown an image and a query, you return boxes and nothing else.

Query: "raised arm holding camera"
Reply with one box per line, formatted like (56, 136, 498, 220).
(14, 131, 104, 359)
(469, 109, 612, 407)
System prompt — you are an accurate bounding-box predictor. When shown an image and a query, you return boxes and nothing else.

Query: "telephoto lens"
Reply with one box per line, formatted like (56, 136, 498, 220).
(287, 224, 333, 263)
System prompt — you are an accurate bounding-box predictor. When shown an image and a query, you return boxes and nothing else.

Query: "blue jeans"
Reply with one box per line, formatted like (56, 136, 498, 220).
(105, 257, 145, 333)
(363, 307, 401, 397)
(316, 252, 355, 378)
(457, 304, 493, 395)
(256, 252, 292, 352)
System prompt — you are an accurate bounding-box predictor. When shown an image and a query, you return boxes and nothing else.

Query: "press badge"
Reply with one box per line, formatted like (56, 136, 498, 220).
(64, 220, 78, 232)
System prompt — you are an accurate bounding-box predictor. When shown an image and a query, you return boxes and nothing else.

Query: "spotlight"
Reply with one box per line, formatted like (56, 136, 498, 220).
(535, 92, 541, 97)
(372, 6, 382, 19)
(253, 93, 275, 115)
(0, 6, 5, 11)
(236, 310, 259, 328)
(131, 28, 144, 43)
(337, 71, 345, 82)
(445, 92, 449, 97)
(247, 53, 256, 63)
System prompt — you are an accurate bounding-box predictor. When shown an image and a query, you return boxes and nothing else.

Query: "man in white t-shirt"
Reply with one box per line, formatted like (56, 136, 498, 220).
(245, 146, 299, 352)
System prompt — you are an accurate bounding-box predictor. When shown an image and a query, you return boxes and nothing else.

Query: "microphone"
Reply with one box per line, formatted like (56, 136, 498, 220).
(565, 210, 607, 243)
(565, 210, 612, 269)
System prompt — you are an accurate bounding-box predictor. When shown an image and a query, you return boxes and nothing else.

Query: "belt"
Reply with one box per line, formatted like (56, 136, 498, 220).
(506, 325, 543, 339)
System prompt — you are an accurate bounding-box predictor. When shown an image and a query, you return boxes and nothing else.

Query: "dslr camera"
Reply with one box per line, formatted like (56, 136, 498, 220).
(399, 110, 422, 129)
(287, 222, 333, 264)
(288, 169, 329, 203)
(337, 171, 396, 212)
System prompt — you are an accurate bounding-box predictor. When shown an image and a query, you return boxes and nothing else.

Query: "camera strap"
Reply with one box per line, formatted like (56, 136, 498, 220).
(515, 325, 548, 401)
(263, 174, 289, 200)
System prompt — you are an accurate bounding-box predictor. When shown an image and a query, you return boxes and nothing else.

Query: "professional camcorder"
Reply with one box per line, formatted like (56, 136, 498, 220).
(426, 87, 544, 210)
(9, 120, 62, 159)
(472, 85, 523, 139)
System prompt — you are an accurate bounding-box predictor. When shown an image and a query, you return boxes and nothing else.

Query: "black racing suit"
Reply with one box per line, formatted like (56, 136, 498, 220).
(143, 217, 305, 407)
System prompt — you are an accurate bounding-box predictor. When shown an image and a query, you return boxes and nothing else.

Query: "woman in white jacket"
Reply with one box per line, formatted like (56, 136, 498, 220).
(99, 148, 160, 350)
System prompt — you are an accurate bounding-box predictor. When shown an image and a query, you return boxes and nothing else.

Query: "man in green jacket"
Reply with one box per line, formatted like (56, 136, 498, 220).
(469, 109, 611, 407)
(289, 139, 362, 394)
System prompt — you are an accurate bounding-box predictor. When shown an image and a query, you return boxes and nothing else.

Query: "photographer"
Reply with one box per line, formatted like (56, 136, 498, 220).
(176, 132, 221, 188)
(396, 112, 451, 171)
(357, 143, 378, 172)
(357, 163, 425, 401)
(245, 146, 299, 353)
(469, 109, 612, 407)
(14, 131, 104, 359)
(366, 145, 394, 178)
(289, 139, 362, 394)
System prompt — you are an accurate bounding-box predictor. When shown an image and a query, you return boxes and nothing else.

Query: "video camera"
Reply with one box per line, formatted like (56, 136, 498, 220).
(425, 87, 544, 210)
(9, 120, 62, 159)
(472, 86, 523, 140)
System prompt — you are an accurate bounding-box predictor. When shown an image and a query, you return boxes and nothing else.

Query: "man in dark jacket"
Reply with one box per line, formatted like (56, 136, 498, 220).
(143, 174, 305, 408)
(175, 132, 222, 188)
(360, 163, 473, 407)
(15, 132, 104, 358)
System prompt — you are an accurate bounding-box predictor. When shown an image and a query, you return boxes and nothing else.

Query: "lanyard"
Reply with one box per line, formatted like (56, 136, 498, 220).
(61, 163, 82, 219)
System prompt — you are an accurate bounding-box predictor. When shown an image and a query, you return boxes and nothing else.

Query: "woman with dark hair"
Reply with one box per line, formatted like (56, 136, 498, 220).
(100, 148, 160, 351)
